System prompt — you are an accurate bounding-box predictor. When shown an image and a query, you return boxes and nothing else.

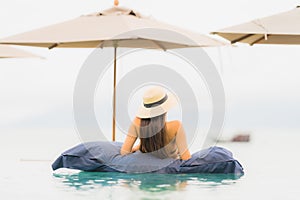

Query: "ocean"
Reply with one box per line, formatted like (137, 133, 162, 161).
(1, 129, 299, 200)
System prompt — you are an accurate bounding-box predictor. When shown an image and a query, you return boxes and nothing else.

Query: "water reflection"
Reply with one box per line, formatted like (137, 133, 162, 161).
(53, 170, 243, 193)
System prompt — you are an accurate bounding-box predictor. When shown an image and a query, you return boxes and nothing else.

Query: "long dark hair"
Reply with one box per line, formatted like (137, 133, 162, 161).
(139, 113, 167, 153)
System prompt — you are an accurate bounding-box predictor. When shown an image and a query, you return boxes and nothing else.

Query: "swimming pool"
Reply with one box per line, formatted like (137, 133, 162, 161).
(1, 130, 299, 200)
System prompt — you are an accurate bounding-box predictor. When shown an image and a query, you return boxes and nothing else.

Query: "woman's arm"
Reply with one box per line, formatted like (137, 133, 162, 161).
(175, 122, 191, 160)
(120, 118, 139, 155)
(120, 135, 137, 155)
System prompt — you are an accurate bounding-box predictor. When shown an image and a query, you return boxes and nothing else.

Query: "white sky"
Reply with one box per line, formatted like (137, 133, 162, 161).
(0, 0, 300, 136)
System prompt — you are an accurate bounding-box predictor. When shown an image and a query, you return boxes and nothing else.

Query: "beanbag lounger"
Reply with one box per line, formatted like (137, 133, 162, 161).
(52, 141, 244, 174)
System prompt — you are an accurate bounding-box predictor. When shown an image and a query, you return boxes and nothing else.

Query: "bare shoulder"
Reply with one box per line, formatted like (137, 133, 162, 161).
(167, 120, 182, 129)
(133, 117, 141, 126)
(166, 120, 182, 137)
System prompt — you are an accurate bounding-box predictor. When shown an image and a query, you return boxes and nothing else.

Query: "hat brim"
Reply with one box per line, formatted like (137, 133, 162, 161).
(136, 92, 178, 118)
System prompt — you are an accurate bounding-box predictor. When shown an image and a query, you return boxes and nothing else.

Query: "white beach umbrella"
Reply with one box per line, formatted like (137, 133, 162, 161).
(0, 45, 39, 58)
(212, 6, 300, 45)
(0, 5, 225, 140)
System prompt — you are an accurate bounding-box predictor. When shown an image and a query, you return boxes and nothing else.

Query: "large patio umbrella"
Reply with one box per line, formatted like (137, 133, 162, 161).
(0, 6, 225, 141)
(0, 45, 39, 58)
(212, 6, 300, 45)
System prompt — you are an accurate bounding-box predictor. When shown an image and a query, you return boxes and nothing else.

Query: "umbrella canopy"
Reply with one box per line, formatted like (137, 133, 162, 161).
(0, 6, 225, 141)
(0, 6, 224, 48)
(0, 45, 39, 58)
(212, 6, 300, 45)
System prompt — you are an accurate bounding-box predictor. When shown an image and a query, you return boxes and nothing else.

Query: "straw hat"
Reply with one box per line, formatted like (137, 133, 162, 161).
(136, 86, 177, 118)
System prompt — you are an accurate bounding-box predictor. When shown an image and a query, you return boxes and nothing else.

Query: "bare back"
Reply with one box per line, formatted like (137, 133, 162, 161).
(121, 118, 191, 160)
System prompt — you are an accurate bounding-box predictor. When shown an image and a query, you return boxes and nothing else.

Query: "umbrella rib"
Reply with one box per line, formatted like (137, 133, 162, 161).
(231, 34, 254, 44)
(250, 35, 267, 45)
(150, 40, 167, 51)
(98, 40, 104, 48)
(48, 43, 59, 49)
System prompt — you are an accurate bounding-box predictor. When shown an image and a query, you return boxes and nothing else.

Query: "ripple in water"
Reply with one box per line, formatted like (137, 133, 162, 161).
(53, 169, 243, 193)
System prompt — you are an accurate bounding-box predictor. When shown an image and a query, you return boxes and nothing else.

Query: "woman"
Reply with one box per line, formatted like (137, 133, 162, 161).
(120, 86, 191, 160)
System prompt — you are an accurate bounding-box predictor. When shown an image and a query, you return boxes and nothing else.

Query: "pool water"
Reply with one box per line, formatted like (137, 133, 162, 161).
(54, 172, 242, 193)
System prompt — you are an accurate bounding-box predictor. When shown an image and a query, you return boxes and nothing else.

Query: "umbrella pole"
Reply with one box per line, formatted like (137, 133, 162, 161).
(112, 47, 117, 141)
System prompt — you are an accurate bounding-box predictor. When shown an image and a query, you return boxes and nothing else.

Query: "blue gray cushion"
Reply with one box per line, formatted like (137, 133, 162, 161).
(52, 141, 244, 174)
